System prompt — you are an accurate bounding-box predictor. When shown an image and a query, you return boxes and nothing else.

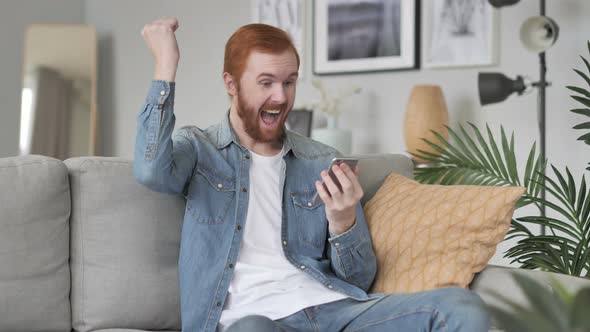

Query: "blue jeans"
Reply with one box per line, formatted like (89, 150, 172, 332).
(225, 287, 490, 332)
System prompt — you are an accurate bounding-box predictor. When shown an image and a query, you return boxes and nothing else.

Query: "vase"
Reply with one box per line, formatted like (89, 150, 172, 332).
(403, 85, 449, 163)
(311, 115, 352, 155)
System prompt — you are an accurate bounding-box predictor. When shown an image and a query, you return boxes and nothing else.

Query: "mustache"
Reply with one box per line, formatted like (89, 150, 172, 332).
(260, 103, 288, 112)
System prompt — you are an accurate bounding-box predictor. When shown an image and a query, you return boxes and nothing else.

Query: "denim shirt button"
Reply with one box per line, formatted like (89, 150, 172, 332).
(307, 202, 312, 207)
(242, 187, 247, 192)
(283, 240, 287, 246)
(327, 284, 333, 289)
(217, 183, 223, 189)
(236, 225, 242, 231)
(300, 265, 306, 269)
(228, 263, 234, 269)
(159, 90, 166, 96)
(216, 302, 222, 307)
(335, 242, 341, 247)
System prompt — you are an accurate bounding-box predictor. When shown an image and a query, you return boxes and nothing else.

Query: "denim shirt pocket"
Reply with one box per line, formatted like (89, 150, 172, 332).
(186, 163, 235, 224)
(291, 189, 327, 251)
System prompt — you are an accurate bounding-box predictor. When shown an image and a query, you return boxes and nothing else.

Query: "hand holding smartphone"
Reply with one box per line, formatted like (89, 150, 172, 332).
(312, 157, 359, 205)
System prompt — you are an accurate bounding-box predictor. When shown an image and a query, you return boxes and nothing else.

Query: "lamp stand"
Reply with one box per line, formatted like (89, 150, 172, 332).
(538, 0, 548, 235)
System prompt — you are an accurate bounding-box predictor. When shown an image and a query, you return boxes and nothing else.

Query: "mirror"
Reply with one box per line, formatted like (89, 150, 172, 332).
(19, 24, 97, 160)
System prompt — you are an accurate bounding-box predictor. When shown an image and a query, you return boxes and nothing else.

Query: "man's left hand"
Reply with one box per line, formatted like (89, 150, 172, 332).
(315, 163, 364, 235)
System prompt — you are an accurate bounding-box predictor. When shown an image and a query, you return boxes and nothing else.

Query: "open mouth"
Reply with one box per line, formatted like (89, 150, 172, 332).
(260, 109, 282, 126)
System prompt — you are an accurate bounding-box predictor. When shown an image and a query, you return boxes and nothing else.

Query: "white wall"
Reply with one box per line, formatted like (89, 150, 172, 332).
(83, 0, 255, 157)
(0, 0, 84, 157)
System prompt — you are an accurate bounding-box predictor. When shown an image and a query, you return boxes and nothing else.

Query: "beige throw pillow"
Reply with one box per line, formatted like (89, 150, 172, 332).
(364, 173, 525, 293)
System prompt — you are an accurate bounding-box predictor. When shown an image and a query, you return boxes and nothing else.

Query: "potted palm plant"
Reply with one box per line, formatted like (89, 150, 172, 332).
(411, 42, 590, 277)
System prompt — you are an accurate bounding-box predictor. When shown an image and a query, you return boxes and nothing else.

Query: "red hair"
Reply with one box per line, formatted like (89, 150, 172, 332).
(224, 24, 300, 83)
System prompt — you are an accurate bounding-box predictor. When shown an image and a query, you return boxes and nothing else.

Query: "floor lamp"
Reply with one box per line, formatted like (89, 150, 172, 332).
(478, 0, 559, 235)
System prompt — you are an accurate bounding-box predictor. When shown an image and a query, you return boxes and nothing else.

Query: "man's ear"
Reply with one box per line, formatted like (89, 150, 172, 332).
(223, 72, 237, 97)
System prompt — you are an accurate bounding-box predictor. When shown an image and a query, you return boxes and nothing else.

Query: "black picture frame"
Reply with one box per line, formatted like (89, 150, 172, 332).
(313, 0, 420, 75)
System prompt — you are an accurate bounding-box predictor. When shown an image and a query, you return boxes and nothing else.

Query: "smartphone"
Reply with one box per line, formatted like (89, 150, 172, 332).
(312, 157, 359, 205)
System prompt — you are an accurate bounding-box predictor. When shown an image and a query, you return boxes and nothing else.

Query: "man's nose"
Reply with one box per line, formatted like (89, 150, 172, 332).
(271, 85, 287, 104)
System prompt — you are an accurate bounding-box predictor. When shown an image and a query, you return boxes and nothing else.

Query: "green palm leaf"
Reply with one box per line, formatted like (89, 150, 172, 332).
(572, 288, 590, 330)
(569, 41, 590, 170)
(510, 167, 590, 276)
(487, 273, 590, 332)
(412, 123, 545, 210)
(567, 86, 590, 99)
(571, 108, 590, 117)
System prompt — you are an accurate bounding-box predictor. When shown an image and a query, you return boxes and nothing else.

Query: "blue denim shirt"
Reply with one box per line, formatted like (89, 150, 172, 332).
(133, 80, 377, 332)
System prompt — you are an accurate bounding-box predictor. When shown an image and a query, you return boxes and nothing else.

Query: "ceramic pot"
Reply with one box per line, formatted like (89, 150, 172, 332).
(311, 115, 352, 155)
(404, 85, 449, 163)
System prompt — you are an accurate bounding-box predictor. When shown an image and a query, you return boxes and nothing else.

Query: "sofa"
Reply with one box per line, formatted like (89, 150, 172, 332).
(1, 154, 589, 332)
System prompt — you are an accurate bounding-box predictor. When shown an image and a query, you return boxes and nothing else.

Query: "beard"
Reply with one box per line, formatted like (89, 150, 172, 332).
(236, 88, 288, 143)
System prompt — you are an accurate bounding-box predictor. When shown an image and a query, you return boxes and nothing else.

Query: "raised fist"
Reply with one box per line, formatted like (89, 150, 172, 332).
(141, 17, 180, 81)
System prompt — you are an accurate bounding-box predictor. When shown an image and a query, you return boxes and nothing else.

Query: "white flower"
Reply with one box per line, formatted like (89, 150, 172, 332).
(306, 79, 361, 117)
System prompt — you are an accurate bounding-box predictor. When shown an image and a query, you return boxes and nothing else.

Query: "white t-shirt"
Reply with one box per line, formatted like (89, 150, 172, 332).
(218, 146, 348, 330)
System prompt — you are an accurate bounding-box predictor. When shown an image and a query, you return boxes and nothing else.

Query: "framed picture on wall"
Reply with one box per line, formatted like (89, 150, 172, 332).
(313, 0, 419, 75)
(423, 0, 497, 68)
(252, 0, 305, 75)
(286, 109, 313, 137)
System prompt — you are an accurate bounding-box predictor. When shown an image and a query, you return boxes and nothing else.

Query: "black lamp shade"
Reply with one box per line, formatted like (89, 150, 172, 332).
(478, 73, 526, 106)
(488, 0, 520, 8)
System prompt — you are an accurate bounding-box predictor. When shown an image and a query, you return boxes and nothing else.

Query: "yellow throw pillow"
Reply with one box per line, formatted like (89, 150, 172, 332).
(364, 173, 525, 294)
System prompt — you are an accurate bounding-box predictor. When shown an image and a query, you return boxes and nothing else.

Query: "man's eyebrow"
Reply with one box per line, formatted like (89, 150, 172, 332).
(257, 72, 299, 79)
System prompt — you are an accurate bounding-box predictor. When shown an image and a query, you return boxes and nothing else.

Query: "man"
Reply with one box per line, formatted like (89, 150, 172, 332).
(134, 17, 490, 332)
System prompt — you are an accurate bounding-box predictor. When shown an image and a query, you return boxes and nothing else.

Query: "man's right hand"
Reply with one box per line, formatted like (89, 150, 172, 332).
(141, 17, 180, 82)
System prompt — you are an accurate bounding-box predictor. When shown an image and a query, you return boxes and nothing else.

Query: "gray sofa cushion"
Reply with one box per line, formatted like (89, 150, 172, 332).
(0, 155, 71, 332)
(94, 330, 180, 332)
(66, 157, 184, 332)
